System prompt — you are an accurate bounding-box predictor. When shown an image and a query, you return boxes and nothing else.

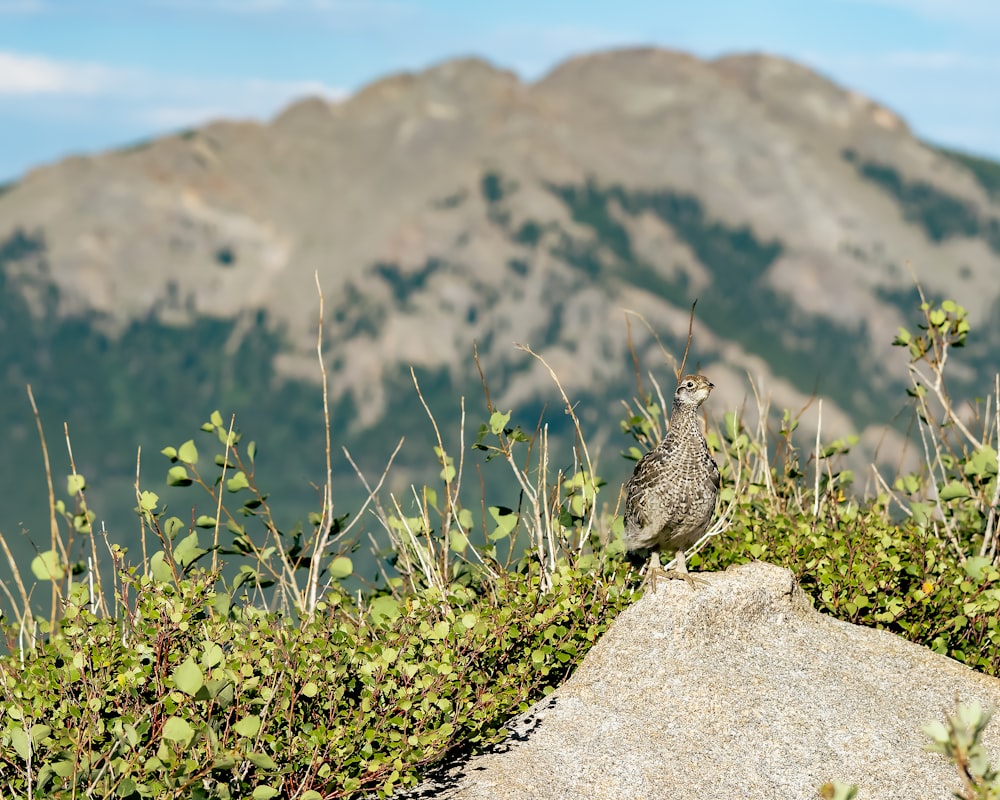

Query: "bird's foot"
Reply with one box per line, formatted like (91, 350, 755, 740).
(645, 566, 707, 592)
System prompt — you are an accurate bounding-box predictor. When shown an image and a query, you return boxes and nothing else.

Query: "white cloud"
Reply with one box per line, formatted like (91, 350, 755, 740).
(0, 49, 345, 128)
(0, 51, 115, 94)
(137, 78, 346, 129)
(837, 0, 1000, 25)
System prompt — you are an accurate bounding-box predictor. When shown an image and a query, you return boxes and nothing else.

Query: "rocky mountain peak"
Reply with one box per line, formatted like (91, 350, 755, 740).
(0, 47, 998, 482)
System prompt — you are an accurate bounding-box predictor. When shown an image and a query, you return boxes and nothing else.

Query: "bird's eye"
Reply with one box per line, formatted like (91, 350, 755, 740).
(684, 380, 694, 388)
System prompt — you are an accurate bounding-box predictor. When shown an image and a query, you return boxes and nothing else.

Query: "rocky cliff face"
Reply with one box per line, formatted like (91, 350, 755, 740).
(1, 48, 999, 471)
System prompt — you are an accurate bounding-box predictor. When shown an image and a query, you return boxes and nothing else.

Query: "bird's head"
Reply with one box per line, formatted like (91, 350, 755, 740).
(674, 374, 715, 408)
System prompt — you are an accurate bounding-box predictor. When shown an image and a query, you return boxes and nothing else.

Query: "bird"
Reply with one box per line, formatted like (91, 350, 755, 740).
(623, 374, 720, 587)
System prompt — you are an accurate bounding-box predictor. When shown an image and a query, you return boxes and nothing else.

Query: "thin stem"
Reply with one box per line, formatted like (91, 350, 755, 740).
(981, 373, 1000, 564)
(306, 271, 335, 616)
(26, 385, 61, 633)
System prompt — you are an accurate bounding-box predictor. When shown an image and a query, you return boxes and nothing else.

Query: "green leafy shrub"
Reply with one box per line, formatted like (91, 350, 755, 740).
(0, 557, 631, 798)
(1, 285, 999, 799)
(924, 701, 999, 799)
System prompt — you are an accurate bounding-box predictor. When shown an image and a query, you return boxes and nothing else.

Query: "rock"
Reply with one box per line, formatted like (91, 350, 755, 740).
(410, 561, 1000, 799)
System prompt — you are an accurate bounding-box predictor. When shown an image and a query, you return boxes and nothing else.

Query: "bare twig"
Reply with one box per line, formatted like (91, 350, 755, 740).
(340, 439, 405, 543)
(981, 373, 1000, 564)
(746, 373, 775, 495)
(515, 344, 600, 563)
(813, 399, 823, 519)
(135, 446, 150, 571)
(26, 384, 61, 632)
(676, 300, 698, 380)
(0, 528, 31, 636)
(870, 464, 914, 519)
(209, 415, 236, 575)
(620, 308, 678, 378)
(306, 272, 336, 616)
(625, 314, 644, 398)
(64, 422, 109, 618)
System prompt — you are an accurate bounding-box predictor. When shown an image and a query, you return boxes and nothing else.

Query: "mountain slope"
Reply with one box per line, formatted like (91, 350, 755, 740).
(1, 47, 999, 557)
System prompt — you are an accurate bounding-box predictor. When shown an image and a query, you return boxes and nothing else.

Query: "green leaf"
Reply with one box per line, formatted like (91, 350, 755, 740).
(66, 473, 86, 495)
(488, 505, 518, 540)
(202, 642, 224, 669)
(207, 679, 235, 706)
(161, 445, 178, 460)
(369, 595, 401, 624)
(172, 658, 204, 696)
(177, 439, 199, 465)
(211, 593, 231, 618)
(248, 441, 257, 462)
(31, 549, 65, 581)
(246, 753, 277, 770)
(457, 508, 474, 529)
(233, 565, 258, 591)
(964, 556, 992, 580)
(162, 716, 195, 745)
(252, 787, 279, 800)
(149, 551, 174, 584)
(226, 471, 251, 492)
(329, 556, 353, 579)
(922, 720, 949, 745)
(195, 515, 218, 529)
(163, 516, 185, 540)
(29, 724, 51, 745)
(166, 465, 192, 486)
(966, 445, 998, 478)
(489, 410, 511, 435)
(138, 490, 159, 513)
(9, 726, 28, 759)
(449, 531, 469, 552)
(49, 758, 75, 778)
(173, 531, 208, 568)
(301, 682, 319, 698)
(489, 505, 518, 532)
(233, 714, 262, 738)
(210, 410, 224, 428)
(938, 481, 970, 501)
(938, 481, 969, 500)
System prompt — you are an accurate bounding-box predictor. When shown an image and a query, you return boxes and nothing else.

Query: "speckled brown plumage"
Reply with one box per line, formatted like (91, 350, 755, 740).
(623, 374, 720, 580)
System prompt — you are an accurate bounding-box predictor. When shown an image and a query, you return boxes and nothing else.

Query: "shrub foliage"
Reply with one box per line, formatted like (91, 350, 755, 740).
(1, 290, 998, 798)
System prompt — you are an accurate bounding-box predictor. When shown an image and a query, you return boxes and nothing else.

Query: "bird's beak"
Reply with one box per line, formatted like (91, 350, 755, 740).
(708, 382, 715, 389)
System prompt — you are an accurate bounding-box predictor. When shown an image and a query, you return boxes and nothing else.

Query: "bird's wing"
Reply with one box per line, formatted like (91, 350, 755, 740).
(624, 448, 666, 528)
(705, 452, 721, 491)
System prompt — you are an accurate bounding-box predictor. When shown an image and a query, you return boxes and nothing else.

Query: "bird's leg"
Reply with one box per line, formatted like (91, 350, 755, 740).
(645, 548, 706, 591)
(643, 551, 663, 592)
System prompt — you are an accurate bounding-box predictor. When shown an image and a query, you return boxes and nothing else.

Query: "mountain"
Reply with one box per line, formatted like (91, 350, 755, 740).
(1, 48, 999, 564)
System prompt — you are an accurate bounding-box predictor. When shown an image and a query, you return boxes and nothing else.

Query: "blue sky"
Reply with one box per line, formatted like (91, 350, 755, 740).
(1, 0, 999, 183)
